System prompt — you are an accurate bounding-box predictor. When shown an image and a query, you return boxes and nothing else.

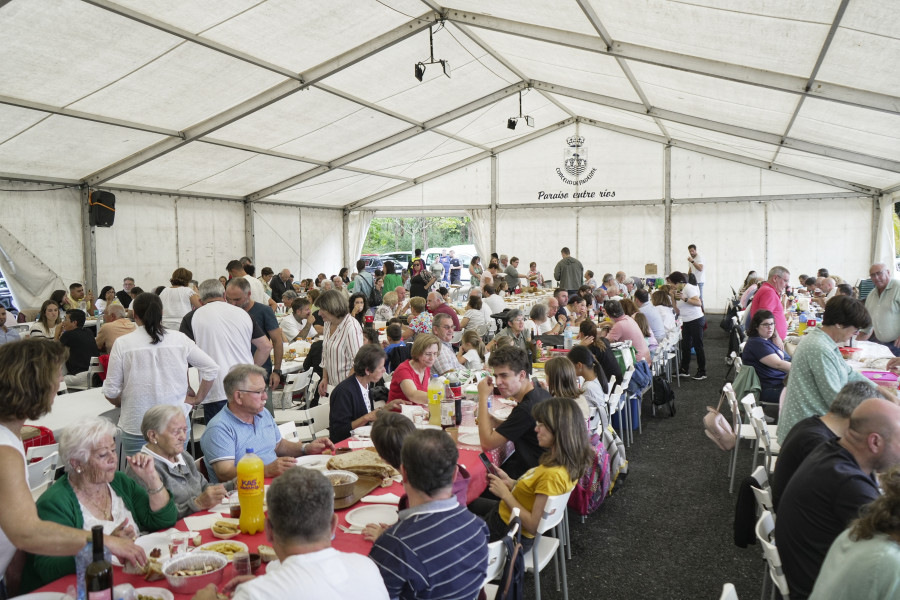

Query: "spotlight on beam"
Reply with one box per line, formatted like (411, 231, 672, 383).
(507, 118, 518, 130)
(414, 62, 425, 82)
(413, 25, 450, 82)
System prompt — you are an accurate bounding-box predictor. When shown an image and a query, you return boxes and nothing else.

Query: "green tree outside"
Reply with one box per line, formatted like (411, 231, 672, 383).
(362, 216, 472, 255)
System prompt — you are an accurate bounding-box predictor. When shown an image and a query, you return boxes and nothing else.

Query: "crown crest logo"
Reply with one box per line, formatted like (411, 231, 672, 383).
(566, 135, 585, 148)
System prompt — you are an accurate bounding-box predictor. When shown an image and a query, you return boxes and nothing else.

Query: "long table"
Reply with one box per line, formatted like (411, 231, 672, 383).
(36, 436, 488, 597)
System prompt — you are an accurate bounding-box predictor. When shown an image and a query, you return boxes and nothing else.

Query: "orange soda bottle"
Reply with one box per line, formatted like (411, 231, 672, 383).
(237, 448, 265, 535)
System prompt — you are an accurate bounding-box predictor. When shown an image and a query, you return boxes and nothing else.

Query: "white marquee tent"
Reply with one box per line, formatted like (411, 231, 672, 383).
(1, 0, 898, 311)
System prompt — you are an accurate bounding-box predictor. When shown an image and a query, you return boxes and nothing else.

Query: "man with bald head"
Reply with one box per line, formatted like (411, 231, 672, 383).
(859, 262, 900, 356)
(776, 397, 900, 598)
(270, 268, 292, 303)
(811, 277, 836, 309)
(426, 291, 460, 331)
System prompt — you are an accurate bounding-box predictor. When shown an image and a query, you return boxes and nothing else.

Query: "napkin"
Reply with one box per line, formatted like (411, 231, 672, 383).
(348, 439, 375, 449)
(360, 493, 402, 504)
(183, 513, 222, 531)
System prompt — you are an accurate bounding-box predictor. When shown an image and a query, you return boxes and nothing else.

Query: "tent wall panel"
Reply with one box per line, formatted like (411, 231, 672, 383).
(578, 204, 666, 282)
(300, 208, 343, 277)
(254, 203, 302, 277)
(495, 207, 578, 285)
(766, 197, 873, 288)
(174, 197, 246, 284)
(671, 202, 767, 312)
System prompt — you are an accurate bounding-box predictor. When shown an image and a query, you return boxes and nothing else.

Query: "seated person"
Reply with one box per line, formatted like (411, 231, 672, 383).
(25, 417, 177, 589)
(194, 468, 389, 600)
(456, 330, 485, 371)
(809, 466, 900, 600)
(369, 430, 488, 600)
(633, 312, 658, 356)
(401, 297, 432, 340)
(476, 346, 550, 479)
(29, 299, 62, 339)
(469, 397, 592, 551)
(567, 295, 588, 326)
(361, 327, 380, 346)
(431, 313, 460, 377)
(579, 321, 623, 386)
(383, 323, 409, 374)
(56, 309, 100, 388)
(95, 304, 136, 353)
(604, 300, 650, 363)
(329, 345, 407, 443)
(280, 298, 313, 342)
(741, 309, 791, 404)
(486, 309, 530, 354)
(835, 283, 855, 298)
(126, 405, 229, 519)
(201, 365, 333, 483)
(569, 345, 610, 431)
(526, 303, 556, 336)
(427, 292, 460, 330)
(459, 295, 487, 332)
(374, 291, 398, 322)
(387, 334, 440, 405)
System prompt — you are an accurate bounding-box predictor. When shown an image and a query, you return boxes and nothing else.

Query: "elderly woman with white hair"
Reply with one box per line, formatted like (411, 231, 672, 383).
(24, 417, 177, 589)
(125, 405, 230, 519)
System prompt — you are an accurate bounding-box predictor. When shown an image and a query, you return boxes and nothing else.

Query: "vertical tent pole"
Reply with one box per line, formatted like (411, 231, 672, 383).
(342, 210, 350, 268)
(490, 154, 498, 254)
(244, 200, 256, 262)
(663, 145, 672, 275)
(81, 187, 98, 295)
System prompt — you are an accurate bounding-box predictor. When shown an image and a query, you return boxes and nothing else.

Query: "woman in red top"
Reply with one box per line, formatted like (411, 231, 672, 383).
(388, 333, 441, 405)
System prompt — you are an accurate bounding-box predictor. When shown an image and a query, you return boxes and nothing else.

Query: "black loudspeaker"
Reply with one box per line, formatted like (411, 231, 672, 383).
(89, 191, 115, 227)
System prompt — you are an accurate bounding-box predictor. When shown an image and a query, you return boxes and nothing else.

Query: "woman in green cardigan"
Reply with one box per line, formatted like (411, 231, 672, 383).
(23, 417, 177, 590)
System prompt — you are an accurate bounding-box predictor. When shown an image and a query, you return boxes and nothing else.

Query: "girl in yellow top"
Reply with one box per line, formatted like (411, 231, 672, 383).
(470, 397, 593, 550)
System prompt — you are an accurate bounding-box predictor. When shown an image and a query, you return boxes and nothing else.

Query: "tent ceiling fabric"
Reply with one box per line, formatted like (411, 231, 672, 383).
(0, 0, 896, 203)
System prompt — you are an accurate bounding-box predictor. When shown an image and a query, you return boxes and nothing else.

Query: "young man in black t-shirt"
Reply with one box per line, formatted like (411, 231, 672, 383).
(57, 309, 100, 388)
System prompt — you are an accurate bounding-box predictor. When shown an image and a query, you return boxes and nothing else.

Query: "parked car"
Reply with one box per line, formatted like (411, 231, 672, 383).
(380, 251, 412, 271)
(360, 256, 384, 273)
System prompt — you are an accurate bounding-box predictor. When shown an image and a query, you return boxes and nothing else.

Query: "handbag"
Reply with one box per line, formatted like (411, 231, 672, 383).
(703, 394, 736, 451)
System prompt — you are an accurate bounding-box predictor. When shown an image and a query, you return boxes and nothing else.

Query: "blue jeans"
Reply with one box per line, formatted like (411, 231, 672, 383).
(119, 430, 147, 458)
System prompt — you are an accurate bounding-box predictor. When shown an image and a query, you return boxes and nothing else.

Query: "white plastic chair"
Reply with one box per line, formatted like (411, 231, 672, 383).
(750, 465, 774, 516)
(525, 491, 573, 600)
(756, 511, 790, 599)
(724, 384, 758, 494)
(275, 401, 330, 442)
(750, 407, 780, 475)
(27, 451, 59, 500)
(25, 443, 59, 462)
(272, 368, 313, 409)
(719, 582, 739, 600)
(277, 421, 300, 442)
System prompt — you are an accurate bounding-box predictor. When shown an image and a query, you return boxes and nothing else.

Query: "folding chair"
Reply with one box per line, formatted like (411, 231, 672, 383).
(755, 511, 789, 599)
(277, 421, 301, 442)
(750, 407, 780, 476)
(724, 384, 758, 494)
(27, 451, 59, 500)
(750, 465, 774, 515)
(719, 582, 739, 600)
(272, 368, 313, 409)
(25, 443, 59, 463)
(525, 491, 573, 600)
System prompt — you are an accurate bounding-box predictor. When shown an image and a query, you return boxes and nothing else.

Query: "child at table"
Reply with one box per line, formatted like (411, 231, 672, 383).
(457, 330, 485, 371)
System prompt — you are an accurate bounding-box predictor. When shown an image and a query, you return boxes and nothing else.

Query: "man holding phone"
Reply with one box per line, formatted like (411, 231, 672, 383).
(476, 346, 550, 479)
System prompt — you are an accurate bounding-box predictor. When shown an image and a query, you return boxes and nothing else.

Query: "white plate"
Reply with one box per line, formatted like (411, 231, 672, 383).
(197, 540, 249, 560)
(10, 594, 66, 600)
(352, 425, 372, 437)
(294, 454, 331, 470)
(134, 587, 175, 600)
(345, 505, 398, 528)
(458, 432, 481, 446)
(135, 532, 174, 561)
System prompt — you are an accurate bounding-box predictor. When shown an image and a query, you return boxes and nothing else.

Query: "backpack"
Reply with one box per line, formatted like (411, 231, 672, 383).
(651, 375, 676, 417)
(601, 424, 628, 492)
(568, 430, 612, 517)
(703, 393, 736, 451)
(627, 359, 652, 396)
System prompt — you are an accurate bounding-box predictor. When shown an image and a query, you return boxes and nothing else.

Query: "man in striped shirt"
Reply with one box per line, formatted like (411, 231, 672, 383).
(369, 429, 488, 600)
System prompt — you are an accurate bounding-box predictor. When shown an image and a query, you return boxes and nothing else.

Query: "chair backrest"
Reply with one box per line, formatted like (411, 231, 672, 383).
(751, 484, 774, 515)
(450, 329, 463, 344)
(755, 511, 790, 598)
(27, 451, 59, 499)
(536, 490, 573, 535)
(484, 539, 508, 585)
(26, 443, 60, 462)
(310, 402, 330, 438)
(750, 465, 768, 489)
(607, 384, 623, 416)
(278, 421, 300, 442)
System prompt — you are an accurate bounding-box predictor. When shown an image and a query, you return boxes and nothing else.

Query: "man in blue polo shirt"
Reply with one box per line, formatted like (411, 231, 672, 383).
(201, 364, 334, 483)
(369, 429, 488, 600)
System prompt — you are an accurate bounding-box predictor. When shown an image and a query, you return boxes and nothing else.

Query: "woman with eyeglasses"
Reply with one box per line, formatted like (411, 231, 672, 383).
(388, 333, 441, 405)
(741, 309, 792, 404)
(486, 309, 530, 353)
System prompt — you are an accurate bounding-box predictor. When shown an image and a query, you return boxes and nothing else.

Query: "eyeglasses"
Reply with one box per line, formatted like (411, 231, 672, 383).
(760, 321, 775, 327)
(421, 352, 439, 358)
(238, 389, 267, 397)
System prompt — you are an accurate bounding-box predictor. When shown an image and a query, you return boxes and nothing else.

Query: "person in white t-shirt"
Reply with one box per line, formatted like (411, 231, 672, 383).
(687, 244, 706, 301)
(192, 467, 388, 600)
(457, 330, 485, 371)
(671, 271, 706, 380)
(159, 268, 202, 331)
(280, 298, 313, 342)
(189, 279, 273, 425)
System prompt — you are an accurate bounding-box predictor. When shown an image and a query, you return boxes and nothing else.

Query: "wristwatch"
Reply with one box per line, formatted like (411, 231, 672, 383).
(272, 369, 283, 377)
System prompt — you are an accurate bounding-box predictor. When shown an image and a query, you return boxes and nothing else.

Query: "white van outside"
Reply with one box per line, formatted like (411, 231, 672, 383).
(423, 244, 477, 283)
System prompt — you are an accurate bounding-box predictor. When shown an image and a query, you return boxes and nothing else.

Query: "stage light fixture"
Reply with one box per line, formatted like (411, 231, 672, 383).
(413, 25, 450, 82)
(507, 118, 518, 130)
(507, 91, 535, 130)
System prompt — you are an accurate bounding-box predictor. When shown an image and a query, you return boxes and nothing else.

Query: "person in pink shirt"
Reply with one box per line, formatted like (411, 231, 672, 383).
(750, 266, 791, 340)
(604, 299, 651, 362)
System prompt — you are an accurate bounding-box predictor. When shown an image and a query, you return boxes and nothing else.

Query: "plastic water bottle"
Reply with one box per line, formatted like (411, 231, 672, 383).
(564, 326, 573, 350)
(237, 448, 265, 535)
(798, 311, 808, 334)
(427, 375, 444, 426)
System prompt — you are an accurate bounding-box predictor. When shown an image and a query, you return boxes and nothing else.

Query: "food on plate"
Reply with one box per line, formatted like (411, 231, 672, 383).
(138, 594, 162, 600)
(149, 547, 162, 559)
(211, 521, 240, 536)
(326, 449, 400, 486)
(168, 563, 218, 577)
(192, 532, 202, 546)
(202, 541, 245, 558)
(144, 560, 165, 582)
(257, 545, 277, 563)
(328, 474, 350, 485)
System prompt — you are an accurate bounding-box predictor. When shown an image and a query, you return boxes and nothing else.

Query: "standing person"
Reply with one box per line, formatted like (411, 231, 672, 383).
(0, 339, 146, 590)
(448, 250, 462, 285)
(670, 271, 707, 380)
(469, 256, 483, 288)
(226, 259, 277, 311)
(192, 279, 272, 425)
(750, 267, 792, 341)
(159, 267, 202, 331)
(352, 259, 375, 302)
(408, 259, 435, 300)
(224, 278, 285, 403)
(439, 251, 451, 284)
(103, 293, 219, 456)
(687, 243, 706, 301)
(315, 290, 364, 398)
(382, 260, 403, 293)
(859, 262, 900, 356)
(504, 257, 522, 287)
(369, 430, 488, 600)
(270, 269, 292, 304)
(116, 277, 135, 308)
(527, 262, 544, 288)
(553, 246, 583, 293)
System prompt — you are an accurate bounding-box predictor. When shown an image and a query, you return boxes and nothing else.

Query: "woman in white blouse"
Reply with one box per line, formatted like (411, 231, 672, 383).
(29, 299, 62, 338)
(317, 290, 363, 397)
(94, 286, 122, 317)
(103, 293, 218, 457)
(651, 289, 678, 335)
(158, 267, 201, 331)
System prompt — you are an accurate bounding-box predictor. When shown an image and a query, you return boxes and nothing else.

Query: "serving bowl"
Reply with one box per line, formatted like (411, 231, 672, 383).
(162, 551, 227, 594)
(324, 469, 358, 498)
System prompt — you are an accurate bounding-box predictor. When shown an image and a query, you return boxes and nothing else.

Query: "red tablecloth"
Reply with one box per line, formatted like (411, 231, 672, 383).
(38, 436, 488, 597)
